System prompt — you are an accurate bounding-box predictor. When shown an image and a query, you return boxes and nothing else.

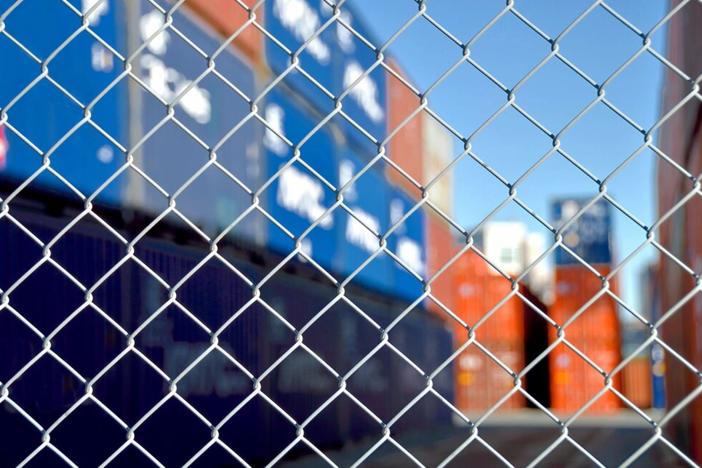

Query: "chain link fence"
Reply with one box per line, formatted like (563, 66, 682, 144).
(0, 0, 701, 466)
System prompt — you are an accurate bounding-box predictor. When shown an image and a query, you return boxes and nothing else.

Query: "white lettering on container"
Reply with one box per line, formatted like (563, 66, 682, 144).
(277, 353, 335, 394)
(343, 61, 383, 123)
(91, 43, 114, 72)
(138, 12, 212, 125)
(346, 209, 379, 253)
(273, 0, 330, 64)
(397, 237, 424, 275)
(140, 55, 212, 124)
(140, 10, 170, 55)
(82, 0, 109, 25)
(263, 104, 288, 156)
(277, 165, 333, 229)
(389, 198, 405, 233)
(338, 158, 357, 201)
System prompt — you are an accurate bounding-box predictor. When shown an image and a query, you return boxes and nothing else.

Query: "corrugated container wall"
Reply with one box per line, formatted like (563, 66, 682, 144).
(657, 1, 702, 461)
(263, 0, 388, 154)
(549, 266, 621, 413)
(621, 357, 652, 410)
(453, 251, 525, 412)
(683, 133, 702, 455)
(425, 212, 460, 321)
(0, 206, 453, 465)
(261, 88, 339, 272)
(386, 59, 423, 198)
(133, 3, 263, 246)
(0, 0, 264, 245)
(385, 60, 455, 216)
(657, 0, 702, 222)
(0, 0, 128, 205)
(549, 198, 621, 413)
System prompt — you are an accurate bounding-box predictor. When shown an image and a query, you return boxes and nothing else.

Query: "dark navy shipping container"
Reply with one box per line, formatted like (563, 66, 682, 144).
(0, 207, 453, 466)
(262, 88, 338, 270)
(0, 209, 132, 467)
(0, 0, 128, 205)
(135, 2, 262, 243)
(552, 197, 613, 266)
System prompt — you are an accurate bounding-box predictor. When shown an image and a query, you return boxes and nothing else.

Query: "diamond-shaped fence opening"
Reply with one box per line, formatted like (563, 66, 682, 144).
(1, 0, 701, 466)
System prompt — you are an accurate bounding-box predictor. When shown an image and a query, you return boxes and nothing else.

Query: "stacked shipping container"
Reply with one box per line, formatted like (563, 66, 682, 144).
(182, 0, 263, 66)
(549, 266, 621, 412)
(0, 207, 454, 466)
(262, 0, 432, 304)
(0, 1, 460, 461)
(385, 60, 458, 322)
(134, 2, 263, 243)
(0, 0, 128, 206)
(453, 251, 525, 412)
(549, 198, 621, 413)
(0, 0, 437, 305)
(385, 60, 455, 214)
(424, 213, 460, 320)
(386, 58, 423, 198)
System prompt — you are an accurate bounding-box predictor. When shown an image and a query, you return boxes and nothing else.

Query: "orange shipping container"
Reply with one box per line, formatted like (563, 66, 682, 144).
(622, 357, 652, 409)
(182, 0, 263, 66)
(385, 59, 423, 198)
(454, 251, 524, 343)
(455, 341, 524, 412)
(549, 265, 622, 413)
(549, 342, 620, 413)
(455, 349, 489, 411)
(453, 250, 525, 412)
(425, 212, 460, 320)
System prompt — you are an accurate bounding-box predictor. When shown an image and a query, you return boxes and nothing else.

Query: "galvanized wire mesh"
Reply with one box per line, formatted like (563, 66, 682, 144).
(0, 0, 700, 466)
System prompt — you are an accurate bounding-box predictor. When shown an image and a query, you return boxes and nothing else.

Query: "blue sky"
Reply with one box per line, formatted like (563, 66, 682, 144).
(349, 0, 669, 313)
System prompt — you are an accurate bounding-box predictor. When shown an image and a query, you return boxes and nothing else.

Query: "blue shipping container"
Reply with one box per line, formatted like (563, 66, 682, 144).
(388, 187, 426, 303)
(0, 0, 128, 205)
(335, 148, 391, 291)
(136, 3, 262, 242)
(264, 0, 337, 117)
(262, 89, 338, 270)
(324, 4, 387, 149)
(265, 0, 387, 147)
(552, 197, 612, 266)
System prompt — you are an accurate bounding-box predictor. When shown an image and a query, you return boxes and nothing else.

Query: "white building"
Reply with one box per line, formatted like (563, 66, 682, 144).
(476, 221, 553, 304)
